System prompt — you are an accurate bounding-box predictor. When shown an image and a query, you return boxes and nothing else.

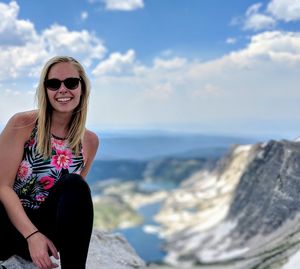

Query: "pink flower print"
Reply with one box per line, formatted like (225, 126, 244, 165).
(28, 138, 35, 147)
(17, 161, 32, 180)
(35, 194, 46, 202)
(51, 137, 66, 150)
(40, 176, 55, 190)
(51, 149, 73, 170)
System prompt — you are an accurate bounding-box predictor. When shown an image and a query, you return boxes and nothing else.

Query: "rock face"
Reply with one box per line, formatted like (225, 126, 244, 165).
(0, 230, 146, 269)
(155, 144, 257, 238)
(157, 140, 300, 269)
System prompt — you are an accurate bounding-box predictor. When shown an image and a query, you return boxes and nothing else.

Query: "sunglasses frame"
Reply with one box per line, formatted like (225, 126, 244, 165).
(44, 77, 82, 91)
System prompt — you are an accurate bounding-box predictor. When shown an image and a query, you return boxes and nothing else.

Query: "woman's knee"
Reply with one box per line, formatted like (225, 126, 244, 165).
(58, 173, 91, 194)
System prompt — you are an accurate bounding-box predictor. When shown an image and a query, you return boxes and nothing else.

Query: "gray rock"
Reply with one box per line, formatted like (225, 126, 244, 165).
(0, 230, 146, 269)
(160, 140, 300, 268)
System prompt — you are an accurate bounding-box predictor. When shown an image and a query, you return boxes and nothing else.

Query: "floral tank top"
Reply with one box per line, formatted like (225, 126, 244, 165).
(13, 125, 85, 209)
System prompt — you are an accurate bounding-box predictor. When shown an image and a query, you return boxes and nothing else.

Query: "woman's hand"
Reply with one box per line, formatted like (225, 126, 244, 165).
(27, 232, 59, 269)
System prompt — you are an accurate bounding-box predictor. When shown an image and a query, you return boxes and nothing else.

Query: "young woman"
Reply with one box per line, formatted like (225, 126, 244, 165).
(0, 56, 99, 269)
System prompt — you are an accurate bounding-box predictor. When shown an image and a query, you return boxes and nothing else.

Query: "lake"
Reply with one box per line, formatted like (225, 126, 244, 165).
(114, 201, 166, 263)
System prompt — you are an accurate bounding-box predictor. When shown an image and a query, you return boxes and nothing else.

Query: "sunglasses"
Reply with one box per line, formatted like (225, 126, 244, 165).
(45, 77, 81, 91)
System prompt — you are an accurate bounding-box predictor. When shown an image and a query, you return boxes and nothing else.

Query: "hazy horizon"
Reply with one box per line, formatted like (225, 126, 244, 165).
(0, 0, 300, 140)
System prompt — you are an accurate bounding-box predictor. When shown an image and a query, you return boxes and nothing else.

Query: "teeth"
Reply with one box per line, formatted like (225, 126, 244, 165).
(57, 98, 71, 102)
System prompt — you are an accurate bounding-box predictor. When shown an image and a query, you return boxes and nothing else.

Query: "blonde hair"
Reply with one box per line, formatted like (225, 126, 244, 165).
(36, 56, 90, 159)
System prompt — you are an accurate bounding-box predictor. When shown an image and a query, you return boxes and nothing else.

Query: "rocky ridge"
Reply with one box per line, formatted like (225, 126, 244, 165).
(156, 139, 300, 269)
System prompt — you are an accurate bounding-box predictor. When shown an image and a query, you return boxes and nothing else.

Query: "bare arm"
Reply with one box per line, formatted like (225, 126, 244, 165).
(0, 113, 38, 237)
(0, 113, 58, 269)
(80, 129, 99, 179)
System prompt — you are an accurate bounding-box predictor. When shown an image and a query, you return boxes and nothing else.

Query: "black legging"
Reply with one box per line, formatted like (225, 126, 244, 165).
(0, 173, 94, 269)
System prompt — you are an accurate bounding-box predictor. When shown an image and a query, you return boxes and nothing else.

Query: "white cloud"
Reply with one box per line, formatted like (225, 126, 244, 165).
(0, 1, 37, 45)
(1, 1, 300, 135)
(227, 31, 300, 66)
(0, 1, 106, 81)
(144, 83, 173, 100)
(226, 38, 237, 44)
(236, 0, 300, 32)
(246, 3, 262, 16)
(0, 42, 47, 80)
(103, 0, 144, 11)
(0, 89, 35, 123)
(42, 24, 106, 67)
(153, 57, 187, 69)
(92, 31, 300, 87)
(242, 3, 276, 31)
(81, 11, 88, 21)
(89, 30, 300, 132)
(244, 13, 276, 31)
(192, 84, 221, 97)
(92, 49, 136, 76)
(267, 0, 300, 22)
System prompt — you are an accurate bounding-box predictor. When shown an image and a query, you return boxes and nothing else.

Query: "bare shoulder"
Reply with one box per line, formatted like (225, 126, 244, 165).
(7, 110, 37, 129)
(83, 129, 100, 149)
(3, 110, 37, 137)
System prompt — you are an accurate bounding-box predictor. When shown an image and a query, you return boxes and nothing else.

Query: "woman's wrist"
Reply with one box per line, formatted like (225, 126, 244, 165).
(25, 230, 40, 240)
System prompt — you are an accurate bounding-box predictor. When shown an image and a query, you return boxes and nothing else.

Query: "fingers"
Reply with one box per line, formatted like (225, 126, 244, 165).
(32, 253, 56, 269)
(47, 240, 59, 259)
(29, 236, 59, 269)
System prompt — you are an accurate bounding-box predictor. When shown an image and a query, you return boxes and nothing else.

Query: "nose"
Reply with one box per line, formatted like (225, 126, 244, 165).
(58, 83, 68, 94)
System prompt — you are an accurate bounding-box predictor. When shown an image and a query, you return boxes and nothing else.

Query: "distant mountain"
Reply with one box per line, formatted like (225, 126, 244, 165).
(87, 159, 147, 184)
(157, 139, 300, 268)
(172, 146, 229, 159)
(95, 133, 258, 160)
(87, 157, 216, 189)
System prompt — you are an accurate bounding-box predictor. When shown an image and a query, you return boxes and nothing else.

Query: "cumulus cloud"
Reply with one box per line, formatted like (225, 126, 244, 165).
(227, 31, 300, 66)
(153, 57, 187, 69)
(1, 1, 300, 134)
(92, 49, 136, 76)
(103, 0, 144, 11)
(89, 30, 300, 130)
(0, 1, 106, 81)
(244, 13, 276, 31)
(267, 0, 300, 22)
(234, 0, 300, 32)
(92, 31, 300, 87)
(42, 24, 106, 67)
(0, 1, 37, 45)
(239, 3, 276, 31)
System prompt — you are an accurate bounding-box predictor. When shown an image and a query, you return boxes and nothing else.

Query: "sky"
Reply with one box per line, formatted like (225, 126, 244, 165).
(0, 0, 300, 139)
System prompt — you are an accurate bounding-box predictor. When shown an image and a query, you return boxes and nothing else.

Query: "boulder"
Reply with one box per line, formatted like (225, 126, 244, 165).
(0, 230, 146, 269)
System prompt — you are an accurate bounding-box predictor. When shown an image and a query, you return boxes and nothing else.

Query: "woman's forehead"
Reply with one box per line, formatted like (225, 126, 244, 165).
(48, 62, 79, 78)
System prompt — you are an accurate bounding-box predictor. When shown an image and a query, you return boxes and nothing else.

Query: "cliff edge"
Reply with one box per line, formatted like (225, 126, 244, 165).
(157, 139, 300, 269)
(0, 230, 146, 269)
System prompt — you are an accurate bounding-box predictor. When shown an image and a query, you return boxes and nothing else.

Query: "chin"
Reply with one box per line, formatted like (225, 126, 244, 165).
(52, 102, 80, 114)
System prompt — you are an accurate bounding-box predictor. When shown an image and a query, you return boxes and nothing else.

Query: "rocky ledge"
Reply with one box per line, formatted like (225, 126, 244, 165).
(0, 230, 146, 269)
(157, 139, 300, 269)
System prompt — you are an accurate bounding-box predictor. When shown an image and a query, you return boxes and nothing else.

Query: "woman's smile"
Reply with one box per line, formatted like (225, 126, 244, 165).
(55, 97, 73, 103)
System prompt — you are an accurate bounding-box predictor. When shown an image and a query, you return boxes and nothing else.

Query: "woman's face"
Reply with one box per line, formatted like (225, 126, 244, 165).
(46, 62, 82, 114)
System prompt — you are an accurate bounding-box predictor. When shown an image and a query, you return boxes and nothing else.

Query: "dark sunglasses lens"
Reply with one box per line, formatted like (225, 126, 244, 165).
(45, 79, 61, 90)
(64, 78, 80, 89)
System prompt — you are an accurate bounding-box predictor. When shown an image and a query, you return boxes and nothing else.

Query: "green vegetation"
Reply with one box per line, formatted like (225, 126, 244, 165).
(144, 158, 211, 185)
(93, 195, 143, 230)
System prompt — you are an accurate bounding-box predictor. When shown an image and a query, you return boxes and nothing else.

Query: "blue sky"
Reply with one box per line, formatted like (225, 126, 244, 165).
(0, 0, 300, 139)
